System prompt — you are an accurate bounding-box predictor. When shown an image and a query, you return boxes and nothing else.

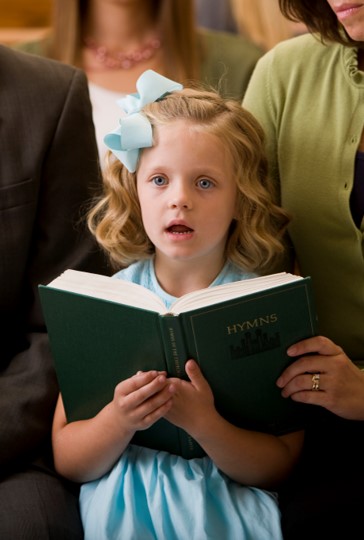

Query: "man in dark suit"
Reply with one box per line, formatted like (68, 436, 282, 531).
(0, 45, 109, 538)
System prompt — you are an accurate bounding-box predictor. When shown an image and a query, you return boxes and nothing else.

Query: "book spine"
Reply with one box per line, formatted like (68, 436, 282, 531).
(159, 316, 206, 459)
(159, 315, 188, 378)
(177, 429, 206, 459)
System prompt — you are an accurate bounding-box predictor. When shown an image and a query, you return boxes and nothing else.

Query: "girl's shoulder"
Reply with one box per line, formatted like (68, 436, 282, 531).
(214, 262, 257, 287)
(113, 259, 152, 286)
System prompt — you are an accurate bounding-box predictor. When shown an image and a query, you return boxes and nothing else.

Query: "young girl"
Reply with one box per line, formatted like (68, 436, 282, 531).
(52, 70, 302, 540)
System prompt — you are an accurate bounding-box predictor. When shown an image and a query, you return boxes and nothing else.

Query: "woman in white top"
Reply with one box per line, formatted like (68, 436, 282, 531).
(18, 0, 262, 164)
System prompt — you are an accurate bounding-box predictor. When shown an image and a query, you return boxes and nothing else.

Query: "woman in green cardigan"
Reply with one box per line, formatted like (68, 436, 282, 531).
(243, 1, 364, 539)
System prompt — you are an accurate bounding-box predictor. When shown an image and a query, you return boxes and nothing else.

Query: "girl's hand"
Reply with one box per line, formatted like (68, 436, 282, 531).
(164, 359, 216, 434)
(276, 336, 364, 420)
(52, 370, 175, 483)
(112, 370, 175, 433)
(166, 359, 303, 488)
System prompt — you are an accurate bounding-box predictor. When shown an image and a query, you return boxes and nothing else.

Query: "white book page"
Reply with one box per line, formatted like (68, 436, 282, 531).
(47, 270, 303, 315)
(47, 270, 167, 313)
(171, 272, 303, 313)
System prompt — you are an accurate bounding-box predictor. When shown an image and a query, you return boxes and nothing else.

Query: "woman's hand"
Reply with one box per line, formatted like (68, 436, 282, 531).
(276, 336, 364, 420)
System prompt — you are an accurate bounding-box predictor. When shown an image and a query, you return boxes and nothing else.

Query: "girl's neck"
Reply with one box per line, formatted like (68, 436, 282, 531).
(154, 255, 227, 298)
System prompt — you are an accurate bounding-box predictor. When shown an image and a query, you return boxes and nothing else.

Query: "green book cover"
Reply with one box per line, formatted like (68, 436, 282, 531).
(39, 270, 318, 459)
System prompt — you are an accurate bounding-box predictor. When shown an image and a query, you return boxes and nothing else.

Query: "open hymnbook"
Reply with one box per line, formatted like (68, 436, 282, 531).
(42, 269, 307, 313)
(39, 270, 318, 459)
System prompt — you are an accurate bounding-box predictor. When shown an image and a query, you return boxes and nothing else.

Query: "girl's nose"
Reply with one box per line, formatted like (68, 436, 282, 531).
(169, 200, 191, 209)
(168, 185, 192, 209)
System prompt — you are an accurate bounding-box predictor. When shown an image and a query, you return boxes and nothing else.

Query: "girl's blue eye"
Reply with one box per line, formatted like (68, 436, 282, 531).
(198, 178, 213, 189)
(152, 176, 167, 186)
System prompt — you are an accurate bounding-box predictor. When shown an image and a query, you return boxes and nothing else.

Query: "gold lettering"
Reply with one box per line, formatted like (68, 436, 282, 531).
(168, 326, 182, 376)
(226, 313, 278, 335)
(227, 325, 238, 334)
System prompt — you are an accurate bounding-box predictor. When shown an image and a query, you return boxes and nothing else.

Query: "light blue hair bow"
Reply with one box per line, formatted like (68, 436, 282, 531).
(104, 70, 183, 172)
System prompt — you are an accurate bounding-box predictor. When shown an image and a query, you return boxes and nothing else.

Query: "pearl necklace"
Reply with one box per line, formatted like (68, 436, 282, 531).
(83, 36, 162, 70)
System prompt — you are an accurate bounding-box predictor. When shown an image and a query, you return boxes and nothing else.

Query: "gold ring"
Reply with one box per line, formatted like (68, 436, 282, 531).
(311, 373, 320, 391)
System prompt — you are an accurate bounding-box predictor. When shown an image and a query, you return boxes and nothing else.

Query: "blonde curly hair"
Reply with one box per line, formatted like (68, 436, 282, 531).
(88, 86, 290, 274)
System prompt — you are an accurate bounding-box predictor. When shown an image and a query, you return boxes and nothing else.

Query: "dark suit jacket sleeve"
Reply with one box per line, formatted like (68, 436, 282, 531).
(0, 48, 109, 472)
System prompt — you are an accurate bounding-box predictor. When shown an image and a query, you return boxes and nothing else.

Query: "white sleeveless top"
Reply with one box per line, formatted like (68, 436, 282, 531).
(88, 82, 126, 169)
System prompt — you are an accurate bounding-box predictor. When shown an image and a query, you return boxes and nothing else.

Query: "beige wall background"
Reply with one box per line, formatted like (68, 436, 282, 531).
(0, 0, 51, 26)
(0, 0, 51, 43)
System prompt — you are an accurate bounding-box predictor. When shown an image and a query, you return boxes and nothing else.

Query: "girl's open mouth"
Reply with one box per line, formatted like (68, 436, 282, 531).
(167, 225, 194, 234)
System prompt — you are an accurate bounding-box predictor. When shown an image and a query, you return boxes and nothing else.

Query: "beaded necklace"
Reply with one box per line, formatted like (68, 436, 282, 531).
(84, 35, 162, 70)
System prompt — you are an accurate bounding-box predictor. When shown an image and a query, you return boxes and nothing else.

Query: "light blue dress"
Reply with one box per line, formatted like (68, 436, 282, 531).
(80, 260, 283, 540)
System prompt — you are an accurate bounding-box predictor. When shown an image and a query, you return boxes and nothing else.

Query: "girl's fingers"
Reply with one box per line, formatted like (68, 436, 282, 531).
(115, 371, 169, 406)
